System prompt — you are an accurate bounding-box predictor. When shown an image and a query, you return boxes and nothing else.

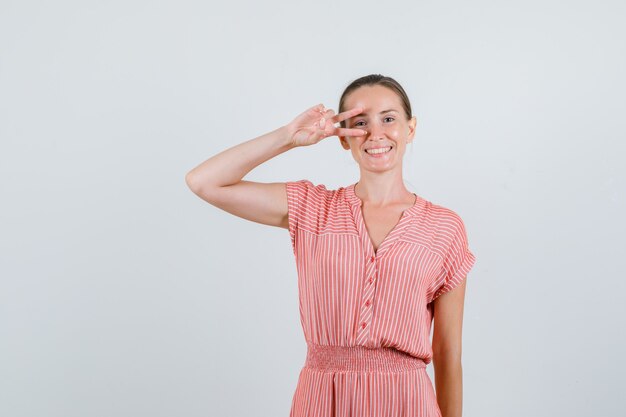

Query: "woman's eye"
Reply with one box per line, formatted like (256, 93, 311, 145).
(354, 121, 365, 127)
(384, 117, 395, 123)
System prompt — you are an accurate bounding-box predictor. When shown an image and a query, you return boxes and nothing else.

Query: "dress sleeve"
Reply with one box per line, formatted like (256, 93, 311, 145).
(285, 179, 317, 254)
(430, 212, 476, 302)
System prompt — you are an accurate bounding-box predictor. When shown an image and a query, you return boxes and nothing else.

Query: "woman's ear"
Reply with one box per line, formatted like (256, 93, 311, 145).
(408, 116, 417, 140)
(339, 136, 350, 150)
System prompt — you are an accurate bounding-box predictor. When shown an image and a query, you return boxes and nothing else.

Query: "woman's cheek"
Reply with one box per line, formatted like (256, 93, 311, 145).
(388, 127, 400, 138)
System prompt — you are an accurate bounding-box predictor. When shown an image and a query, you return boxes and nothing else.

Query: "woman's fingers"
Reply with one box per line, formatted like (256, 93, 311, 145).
(300, 104, 366, 141)
(312, 122, 365, 139)
(313, 119, 329, 137)
(336, 127, 367, 137)
(304, 104, 325, 118)
(319, 109, 336, 129)
(331, 106, 363, 124)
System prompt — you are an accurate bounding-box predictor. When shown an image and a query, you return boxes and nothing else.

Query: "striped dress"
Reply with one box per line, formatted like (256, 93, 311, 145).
(285, 180, 477, 417)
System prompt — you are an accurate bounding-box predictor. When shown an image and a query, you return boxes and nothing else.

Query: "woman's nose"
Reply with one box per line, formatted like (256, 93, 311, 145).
(366, 123, 384, 140)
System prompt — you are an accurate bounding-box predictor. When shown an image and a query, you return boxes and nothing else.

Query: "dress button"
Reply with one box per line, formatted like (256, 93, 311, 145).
(369, 277, 374, 284)
(361, 322, 367, 329)
(370, 256, 375, 262)
(365, 300, 371, 307)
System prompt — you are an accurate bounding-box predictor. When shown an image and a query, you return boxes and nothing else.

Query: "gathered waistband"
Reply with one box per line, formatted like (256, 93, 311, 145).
(304, 343, 427, 373)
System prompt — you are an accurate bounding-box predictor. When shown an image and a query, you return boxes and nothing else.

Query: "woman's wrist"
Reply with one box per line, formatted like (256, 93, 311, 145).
(279, 124, 297, 149)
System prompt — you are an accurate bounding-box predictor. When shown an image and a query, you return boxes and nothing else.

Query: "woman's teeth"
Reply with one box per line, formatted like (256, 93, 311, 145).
(365, 146, 392, 155)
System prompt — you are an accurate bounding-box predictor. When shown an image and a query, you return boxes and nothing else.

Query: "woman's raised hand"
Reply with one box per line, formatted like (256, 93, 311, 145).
(286, 104, 368, 147)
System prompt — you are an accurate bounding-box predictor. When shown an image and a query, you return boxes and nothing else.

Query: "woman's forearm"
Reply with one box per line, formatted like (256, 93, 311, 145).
(185, 124, 295, 192)
(433, 354, 463, 417)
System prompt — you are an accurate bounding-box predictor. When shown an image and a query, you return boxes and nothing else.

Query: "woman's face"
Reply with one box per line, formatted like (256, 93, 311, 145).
(339, 84, 417, 174)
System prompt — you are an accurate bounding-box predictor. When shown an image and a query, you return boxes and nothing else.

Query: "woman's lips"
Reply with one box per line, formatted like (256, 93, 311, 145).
(364, 146, 393, 156)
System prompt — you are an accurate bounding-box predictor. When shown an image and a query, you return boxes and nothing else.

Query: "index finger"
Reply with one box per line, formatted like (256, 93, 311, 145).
(331, 107, 363, 124)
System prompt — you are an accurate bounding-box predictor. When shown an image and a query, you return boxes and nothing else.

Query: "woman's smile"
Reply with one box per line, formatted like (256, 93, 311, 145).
(364, 145, 394, 157)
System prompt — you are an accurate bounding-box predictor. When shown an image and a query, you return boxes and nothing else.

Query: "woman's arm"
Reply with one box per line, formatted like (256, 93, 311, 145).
(184, 104, 365, 229)
(185, 125, 295, 228)
(432, 277, 467, 417)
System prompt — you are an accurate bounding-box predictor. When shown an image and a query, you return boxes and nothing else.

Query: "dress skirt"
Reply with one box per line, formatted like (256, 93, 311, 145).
(289, 343, 442, 417)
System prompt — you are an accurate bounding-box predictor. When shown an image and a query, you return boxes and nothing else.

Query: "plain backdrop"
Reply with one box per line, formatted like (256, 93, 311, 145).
(1, 1, 625, 416)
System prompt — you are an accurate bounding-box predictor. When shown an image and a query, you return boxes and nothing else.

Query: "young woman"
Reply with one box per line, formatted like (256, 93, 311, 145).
(186, 74, 476, 417)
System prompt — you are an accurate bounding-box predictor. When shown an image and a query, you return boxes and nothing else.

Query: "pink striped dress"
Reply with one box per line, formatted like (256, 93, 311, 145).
(285, 180, 476, 417)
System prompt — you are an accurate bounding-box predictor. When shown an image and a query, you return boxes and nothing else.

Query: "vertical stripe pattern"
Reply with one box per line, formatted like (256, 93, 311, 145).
(285, 180, 476, 417)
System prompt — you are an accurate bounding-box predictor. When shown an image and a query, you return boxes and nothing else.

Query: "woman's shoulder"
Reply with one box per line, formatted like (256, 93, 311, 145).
(417, 195, 468, 231)
(286, 179, 349, 195)
(285, 179, 334, 196)
(285, 179, 344, 207)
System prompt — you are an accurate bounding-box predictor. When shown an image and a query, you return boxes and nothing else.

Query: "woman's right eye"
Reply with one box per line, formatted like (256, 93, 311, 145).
(354, 121, 365, 126)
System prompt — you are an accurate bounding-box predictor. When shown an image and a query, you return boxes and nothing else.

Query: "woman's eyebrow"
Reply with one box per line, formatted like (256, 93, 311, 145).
(350, 109, 399, 118)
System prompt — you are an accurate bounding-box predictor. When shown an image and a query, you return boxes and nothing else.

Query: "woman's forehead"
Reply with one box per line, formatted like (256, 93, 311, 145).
(345, 86, 402, 110)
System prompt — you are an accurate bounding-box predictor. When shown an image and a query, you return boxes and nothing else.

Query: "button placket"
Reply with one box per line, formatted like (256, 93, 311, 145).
(368, 256, 376, 285)
(346, 182, 421, 347)
(356, 253, 377, 345)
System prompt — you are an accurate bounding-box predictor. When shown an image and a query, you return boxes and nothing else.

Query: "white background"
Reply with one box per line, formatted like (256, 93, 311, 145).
(1, 1, 624, 416)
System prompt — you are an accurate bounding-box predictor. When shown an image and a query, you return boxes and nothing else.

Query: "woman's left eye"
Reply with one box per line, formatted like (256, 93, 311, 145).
(384, 117, 395, 122)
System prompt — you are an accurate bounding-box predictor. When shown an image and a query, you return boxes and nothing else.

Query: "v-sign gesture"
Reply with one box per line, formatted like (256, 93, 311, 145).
(287, 104, 368, 147)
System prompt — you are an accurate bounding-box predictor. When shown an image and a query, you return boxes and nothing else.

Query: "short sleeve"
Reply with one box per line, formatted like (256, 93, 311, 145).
(285, 179, 321, 254)
(431, 212, 476, 302)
